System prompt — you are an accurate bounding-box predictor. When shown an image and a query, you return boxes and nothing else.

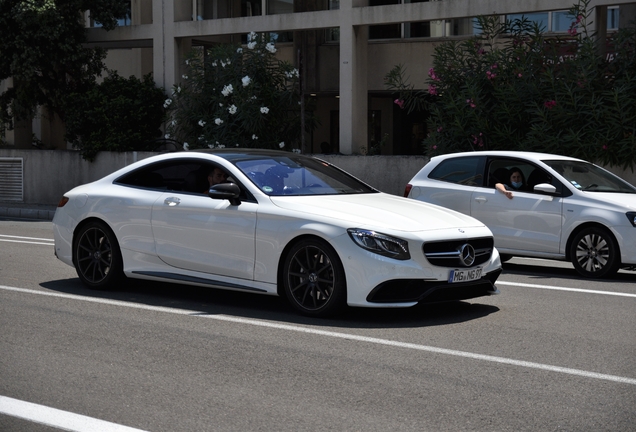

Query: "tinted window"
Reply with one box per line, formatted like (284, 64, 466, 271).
(429, 156, 484, 186)
(115, 160, 254, 201)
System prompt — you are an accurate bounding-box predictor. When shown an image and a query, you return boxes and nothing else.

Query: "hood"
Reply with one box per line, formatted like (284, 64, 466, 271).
(580, 192, 636, 211)
(270, 193, 485, 232)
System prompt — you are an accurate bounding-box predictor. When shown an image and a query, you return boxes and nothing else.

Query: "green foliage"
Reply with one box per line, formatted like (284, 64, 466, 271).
(385, 0, 636, 169)
(0, 0, 129, 130)
(166, 32, 314, 151)
(64, 73, 167, 161)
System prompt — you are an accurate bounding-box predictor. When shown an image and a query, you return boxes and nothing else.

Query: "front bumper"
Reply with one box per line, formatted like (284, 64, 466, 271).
(366, 268, 502, 304)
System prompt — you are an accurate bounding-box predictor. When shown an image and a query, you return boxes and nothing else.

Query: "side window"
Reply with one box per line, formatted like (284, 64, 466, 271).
(487, 158, 563, 195)
(428, 156, 484, 186)
(116, 161, 202, 191)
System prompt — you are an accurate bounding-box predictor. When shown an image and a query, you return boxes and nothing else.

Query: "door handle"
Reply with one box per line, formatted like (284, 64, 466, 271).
(164, 197, 181, 206)
(474, 196, 487, 203)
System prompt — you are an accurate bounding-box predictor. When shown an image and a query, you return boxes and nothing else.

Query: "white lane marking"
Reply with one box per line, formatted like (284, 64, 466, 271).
(1, 285, 635, 387)
(0, 234, 54, 246)
(0, 396, 149, 432)
(0, 234, 53, 241)
(497, 281, 636, 298)
(0, 239, 54, 246)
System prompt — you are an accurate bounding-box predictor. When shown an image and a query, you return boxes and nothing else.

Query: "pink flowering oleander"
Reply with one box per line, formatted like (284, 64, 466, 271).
(544, 100, 557, 109)
(428, 85, 437, 96)
(394, 99, 405, 109)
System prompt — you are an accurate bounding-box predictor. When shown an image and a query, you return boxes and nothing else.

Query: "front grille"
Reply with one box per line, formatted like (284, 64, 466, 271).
(423, 237, 493, 268)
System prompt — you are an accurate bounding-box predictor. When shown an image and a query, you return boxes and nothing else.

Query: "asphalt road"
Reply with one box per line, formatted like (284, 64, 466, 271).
(1, 219, 635, 431)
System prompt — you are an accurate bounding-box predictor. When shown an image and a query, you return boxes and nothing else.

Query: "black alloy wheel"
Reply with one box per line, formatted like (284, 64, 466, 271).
(74, 221, 124, 289)
(569, 226, 620, 278)
(283, 238, 346, 317)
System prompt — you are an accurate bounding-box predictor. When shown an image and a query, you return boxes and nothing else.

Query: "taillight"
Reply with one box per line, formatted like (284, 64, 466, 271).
(57, 196, 69, 207)
(403, 184, 412, 197)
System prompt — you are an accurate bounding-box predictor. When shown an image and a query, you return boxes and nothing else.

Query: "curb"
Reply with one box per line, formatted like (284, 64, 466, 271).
(0, 206, 56, 221)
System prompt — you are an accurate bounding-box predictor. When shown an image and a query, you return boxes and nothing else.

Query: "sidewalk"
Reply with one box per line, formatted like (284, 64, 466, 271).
(0, 203, 57, 221)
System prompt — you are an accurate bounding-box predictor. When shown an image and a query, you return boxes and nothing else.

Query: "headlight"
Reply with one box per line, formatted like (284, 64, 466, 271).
(627, 212, 636, 227)
(347, 228, 410, 260)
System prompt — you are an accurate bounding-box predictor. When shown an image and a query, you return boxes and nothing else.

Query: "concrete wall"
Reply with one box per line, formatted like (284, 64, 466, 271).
(1, 149, 634, 206)
(0, 149, 426, 205)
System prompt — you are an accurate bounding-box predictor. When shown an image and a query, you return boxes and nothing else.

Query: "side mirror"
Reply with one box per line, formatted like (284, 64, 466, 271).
(533, 183, 557, 194)
(208, 182, 241, 205)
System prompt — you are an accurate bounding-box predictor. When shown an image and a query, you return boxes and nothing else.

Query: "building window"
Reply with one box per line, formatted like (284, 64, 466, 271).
(507, 12, 549, 31)
(369, 0, 401, 40)
(91, 1, 131, 27)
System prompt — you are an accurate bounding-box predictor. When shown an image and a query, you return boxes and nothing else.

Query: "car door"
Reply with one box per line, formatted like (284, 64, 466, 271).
(418, 155, 486, 216)
(471, 160, 563, 253)
(151, 191, 258, 280)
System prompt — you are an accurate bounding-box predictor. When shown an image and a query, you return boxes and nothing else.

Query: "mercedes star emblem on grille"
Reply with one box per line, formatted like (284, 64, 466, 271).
(458, 244, 476, 267)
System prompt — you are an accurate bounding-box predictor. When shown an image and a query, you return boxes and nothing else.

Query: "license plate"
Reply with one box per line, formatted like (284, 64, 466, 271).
(448, 267, 482, 283)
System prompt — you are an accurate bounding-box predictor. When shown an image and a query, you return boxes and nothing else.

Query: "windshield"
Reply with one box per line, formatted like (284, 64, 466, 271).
(233, 155, 377, 196)
(544, 160, 636, 193)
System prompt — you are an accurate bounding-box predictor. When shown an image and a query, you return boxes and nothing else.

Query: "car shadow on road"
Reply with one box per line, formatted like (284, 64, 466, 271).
(502, 261, 636, 282)
(39, 277, 499, 329)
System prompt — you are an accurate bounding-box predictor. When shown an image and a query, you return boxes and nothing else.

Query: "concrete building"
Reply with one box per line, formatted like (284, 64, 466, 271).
(2, 0, 634, 154)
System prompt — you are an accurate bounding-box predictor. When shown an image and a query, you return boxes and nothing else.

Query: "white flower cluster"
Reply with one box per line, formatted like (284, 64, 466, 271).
(252, 134, 258, 140)
(215, 118, 223, 125)
(221, 84, 233, 96)
(163, 99, 172, 108)
(228, 105, 237, 114)
(292, 149, 301, 154)
(198, 120, 206, 127)
(247, 42, 256, 50)
(260, 107, 269, 114)
(285, 69, 299, 79)
(265, 43, 276, 53)
(242, 76, 251, 87)
(279, 142, 285, 148)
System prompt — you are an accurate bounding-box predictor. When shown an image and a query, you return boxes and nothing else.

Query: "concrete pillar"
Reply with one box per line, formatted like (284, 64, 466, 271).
(339, 0, 368, 155)
(153, 0, 177, 92)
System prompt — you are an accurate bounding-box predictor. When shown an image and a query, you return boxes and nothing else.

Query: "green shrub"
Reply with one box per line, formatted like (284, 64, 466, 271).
(65, 73, 167, 161)
(385, 0, 636, 168)
(165, 32, 315, 151)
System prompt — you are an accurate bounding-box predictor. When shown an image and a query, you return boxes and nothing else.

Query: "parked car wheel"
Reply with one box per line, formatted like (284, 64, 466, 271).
(74, 221, 124, 289)
(283, 238, 346, 317)
(569, 227, 620, 278)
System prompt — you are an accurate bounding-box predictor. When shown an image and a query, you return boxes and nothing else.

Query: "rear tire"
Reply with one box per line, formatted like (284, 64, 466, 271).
(283, 238, 346, 317)
(569, 227, 620, 278)
(73, 220, 124, 289)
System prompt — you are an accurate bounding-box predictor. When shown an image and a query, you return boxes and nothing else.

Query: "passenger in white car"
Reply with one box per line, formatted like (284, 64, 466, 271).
(495, 167, 527, 199)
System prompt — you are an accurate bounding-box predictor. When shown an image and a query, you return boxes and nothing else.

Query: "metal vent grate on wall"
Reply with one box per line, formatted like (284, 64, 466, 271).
(0, 158, 24, 201)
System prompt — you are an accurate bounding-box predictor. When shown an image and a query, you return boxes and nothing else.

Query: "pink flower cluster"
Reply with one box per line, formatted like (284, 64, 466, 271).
(544, 100, 557, 109)
(466, 98, 476, 108)
(428, 85, 438, 96)
(428, 68, 440, 81)
(472, 133, 484, 147)
(394, 99, 404, 109)
(486, 64, 498, 80)
(568, 14, 583, 36)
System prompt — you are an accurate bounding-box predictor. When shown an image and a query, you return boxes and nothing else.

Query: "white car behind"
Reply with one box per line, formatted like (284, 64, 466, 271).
(405, 151, 636, 278)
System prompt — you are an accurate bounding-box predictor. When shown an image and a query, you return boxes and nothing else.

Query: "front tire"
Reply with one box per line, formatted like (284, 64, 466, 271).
(73, 220, 124, 289)
(283, 238, 346, 317)
(569, 227, 620, 278)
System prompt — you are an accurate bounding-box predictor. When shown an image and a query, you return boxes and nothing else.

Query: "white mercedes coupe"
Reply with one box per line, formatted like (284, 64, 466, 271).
(53, 149, 501, 316)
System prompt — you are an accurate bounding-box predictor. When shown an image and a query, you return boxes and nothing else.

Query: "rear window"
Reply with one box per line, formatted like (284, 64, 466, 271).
(428, 156, 484, 186)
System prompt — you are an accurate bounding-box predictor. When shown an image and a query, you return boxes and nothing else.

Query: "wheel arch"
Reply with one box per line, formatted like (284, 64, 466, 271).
(276, 233, 346, 297)
(71, 217, 118, 265)
(565, 222, 620, 263)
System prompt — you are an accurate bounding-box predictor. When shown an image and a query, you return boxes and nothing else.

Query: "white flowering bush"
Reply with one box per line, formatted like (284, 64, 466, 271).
(166, 32, 312, 150)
